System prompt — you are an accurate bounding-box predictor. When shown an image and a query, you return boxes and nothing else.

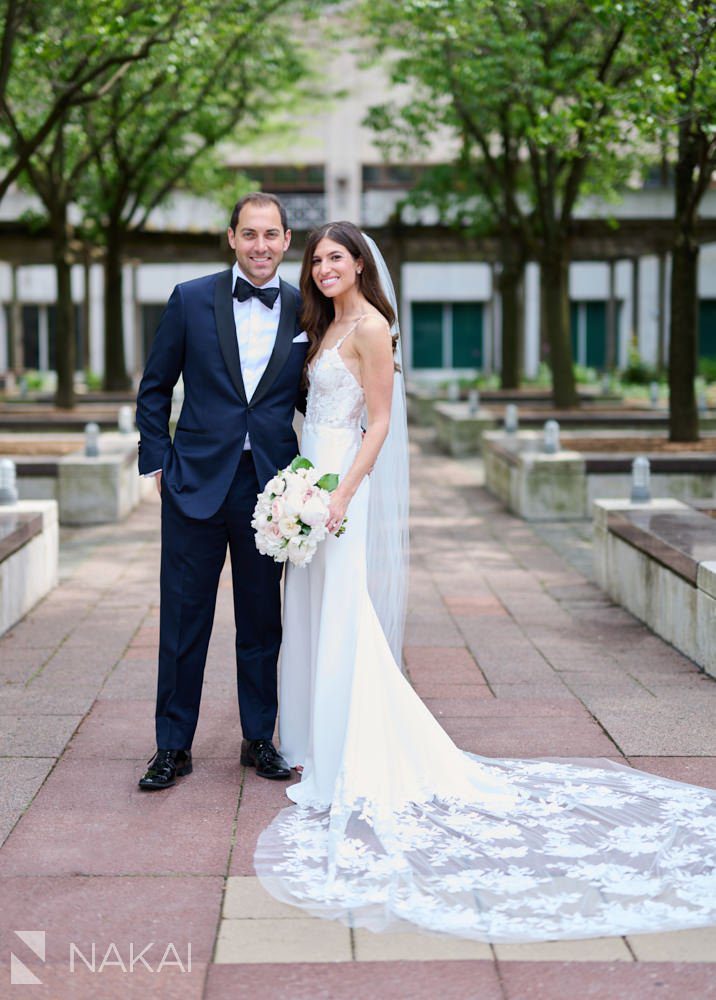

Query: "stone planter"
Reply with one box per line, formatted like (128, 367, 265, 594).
(483, 430, 716, 521)
(593, 499, 716, 679)
(12, 433, 152, 525)
(406, 388, 446, 427)
(433, 403, 499, 457)
(431, 400, 716, 458)
(0, 499, 58, 635)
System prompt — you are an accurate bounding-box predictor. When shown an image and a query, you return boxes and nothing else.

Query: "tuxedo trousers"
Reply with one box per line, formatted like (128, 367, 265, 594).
(156, 450, 283, 749)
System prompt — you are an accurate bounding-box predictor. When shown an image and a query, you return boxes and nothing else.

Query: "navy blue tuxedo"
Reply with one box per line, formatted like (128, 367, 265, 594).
(137, 268, 305, 515)
(136, 267, 307, 750)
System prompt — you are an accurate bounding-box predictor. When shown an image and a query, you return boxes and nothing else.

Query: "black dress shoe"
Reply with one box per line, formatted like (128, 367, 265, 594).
(240, 739, 291, 780)
(138, 749, 192, 791)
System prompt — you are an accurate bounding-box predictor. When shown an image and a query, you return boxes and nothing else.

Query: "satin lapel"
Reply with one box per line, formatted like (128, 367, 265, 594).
(250, 279, 297, 407)
(214, 269, 247, 405)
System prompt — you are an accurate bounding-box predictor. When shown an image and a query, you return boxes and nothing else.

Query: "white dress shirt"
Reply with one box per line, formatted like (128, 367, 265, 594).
(232, 262, 281, 450)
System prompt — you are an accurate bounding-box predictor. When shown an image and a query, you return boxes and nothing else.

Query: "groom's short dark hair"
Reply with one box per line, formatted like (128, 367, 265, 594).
(230, 192, 288, 232)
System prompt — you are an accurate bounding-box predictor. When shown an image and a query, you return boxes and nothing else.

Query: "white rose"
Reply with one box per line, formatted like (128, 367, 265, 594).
(278, 515, 301, 538)
(305, 467, 320, 485)
(266, 476, 285, 496)
(301, 495, 328, 527)
(282, 488, 304, 518)
(288, 537, 315, 567)
(309, 527, 327, 545)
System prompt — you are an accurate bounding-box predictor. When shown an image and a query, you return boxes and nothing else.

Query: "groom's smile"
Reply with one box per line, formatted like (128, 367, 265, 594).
(227, 202, 291, 286)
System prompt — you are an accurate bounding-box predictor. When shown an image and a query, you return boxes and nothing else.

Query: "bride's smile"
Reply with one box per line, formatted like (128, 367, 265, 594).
(311, 238, 363, 299)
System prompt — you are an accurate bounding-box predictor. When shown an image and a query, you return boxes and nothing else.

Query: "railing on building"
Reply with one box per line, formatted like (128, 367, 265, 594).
(281, 193, 326, 229)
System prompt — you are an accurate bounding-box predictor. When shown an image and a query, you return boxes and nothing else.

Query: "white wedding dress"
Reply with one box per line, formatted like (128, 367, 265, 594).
(255, 331, 716, 943)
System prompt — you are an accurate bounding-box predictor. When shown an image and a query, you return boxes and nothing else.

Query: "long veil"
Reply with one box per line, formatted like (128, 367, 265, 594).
(362, 234, 409, 666)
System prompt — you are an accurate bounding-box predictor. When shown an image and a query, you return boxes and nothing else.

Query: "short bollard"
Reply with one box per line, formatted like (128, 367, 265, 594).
(649, 382, 660, 408)
(543, 419, 560, 454)
(0, 458, 18, 504)
(447, 380, 460, 402)
(696, 380, 708, 414)
(467, 388, 480, 416)
(504, 404, 518, 434)
(630, 455, 651, 503)
(84, 422, 101, 458)
(118, 405, 134, 434)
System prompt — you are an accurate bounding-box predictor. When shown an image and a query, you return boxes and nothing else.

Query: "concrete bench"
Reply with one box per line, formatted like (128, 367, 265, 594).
(11, 433, 153, 525)
(484, 430, 716, 520)
(0, 500, 58, 636)
(593, 499, 716, 679)
(434, 402, 716, 458)
(433, 403, 499, 456)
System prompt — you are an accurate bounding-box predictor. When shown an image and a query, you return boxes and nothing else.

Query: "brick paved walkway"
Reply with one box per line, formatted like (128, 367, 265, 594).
(2, 429, 716, 998)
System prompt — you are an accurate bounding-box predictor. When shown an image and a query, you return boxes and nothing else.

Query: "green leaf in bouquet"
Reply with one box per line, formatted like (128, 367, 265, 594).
(290, 456, 314, 472)
(316, 473, 339, 491)
(335, 517, 348, 538)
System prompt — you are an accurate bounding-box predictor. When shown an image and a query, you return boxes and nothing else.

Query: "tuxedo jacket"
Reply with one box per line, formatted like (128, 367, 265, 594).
(136, 268, 306, 520)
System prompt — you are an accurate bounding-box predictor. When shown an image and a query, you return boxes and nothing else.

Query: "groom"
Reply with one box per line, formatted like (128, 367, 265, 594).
(135, 192, 307, 790)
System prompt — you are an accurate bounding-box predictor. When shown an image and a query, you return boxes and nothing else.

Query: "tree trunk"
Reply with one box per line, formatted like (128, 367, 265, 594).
(103, 222, 131, 391)
(540, 248, 579, 408)
(668, 124, 700, 442)
(52, 212, 76, 409)
(497, 253, 524, 390)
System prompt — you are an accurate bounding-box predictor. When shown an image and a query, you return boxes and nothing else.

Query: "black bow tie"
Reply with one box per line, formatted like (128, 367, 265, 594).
(233, 275, 279, 310)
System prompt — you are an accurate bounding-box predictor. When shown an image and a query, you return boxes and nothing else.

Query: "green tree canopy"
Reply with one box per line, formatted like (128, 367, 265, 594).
(0, 0, 184, 201)
(3, 0, 323, 405)
(362, 0, 641, 405)
(75, 4, 315, 391)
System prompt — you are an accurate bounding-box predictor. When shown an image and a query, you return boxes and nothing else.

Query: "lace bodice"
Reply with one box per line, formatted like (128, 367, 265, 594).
(304, 342, 365, 432)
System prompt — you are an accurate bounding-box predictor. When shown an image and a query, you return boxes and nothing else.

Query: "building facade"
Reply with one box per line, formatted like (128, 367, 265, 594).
(1, 41, 715, 385)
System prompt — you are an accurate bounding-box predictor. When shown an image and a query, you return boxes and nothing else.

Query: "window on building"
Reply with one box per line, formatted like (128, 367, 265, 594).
(362, 164, 427, 189)
(141, 304, 167, 367)
(240, 165, 325, 191)
(2, 306, 11, 368)
(570, 301, 613, 370)
(699, 300, 716, 359)
(47, 305, 84, 371)
(22, 305, 40, 369)
(411, 302, 483, 369)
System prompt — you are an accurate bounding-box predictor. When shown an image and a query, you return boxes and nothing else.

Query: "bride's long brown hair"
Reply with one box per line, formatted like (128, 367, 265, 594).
(300, 222, 398, 374)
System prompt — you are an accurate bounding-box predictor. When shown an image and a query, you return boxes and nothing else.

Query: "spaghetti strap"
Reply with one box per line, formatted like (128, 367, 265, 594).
(335, 314, 366, 350)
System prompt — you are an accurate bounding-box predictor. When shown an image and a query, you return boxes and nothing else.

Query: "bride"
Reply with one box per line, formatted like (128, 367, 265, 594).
(255, 221, 716, 942)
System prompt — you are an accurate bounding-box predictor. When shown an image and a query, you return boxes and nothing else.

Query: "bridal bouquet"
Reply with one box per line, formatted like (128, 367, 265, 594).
(252, 456, 346, 567)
